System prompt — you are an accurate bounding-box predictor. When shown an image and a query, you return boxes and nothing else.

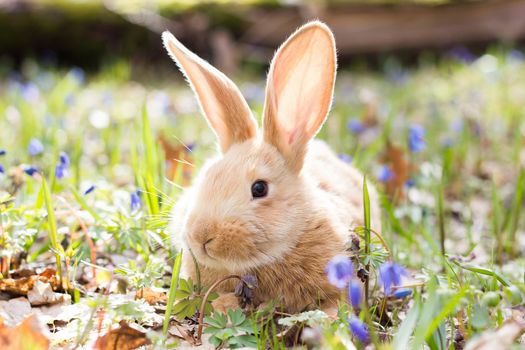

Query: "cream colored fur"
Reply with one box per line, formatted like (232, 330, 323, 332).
(163, 21, 380, 313)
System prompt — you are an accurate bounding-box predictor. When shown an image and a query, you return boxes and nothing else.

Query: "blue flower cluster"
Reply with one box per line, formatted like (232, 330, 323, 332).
(408, 124, 426, 153)
(55, 152, 70, 179)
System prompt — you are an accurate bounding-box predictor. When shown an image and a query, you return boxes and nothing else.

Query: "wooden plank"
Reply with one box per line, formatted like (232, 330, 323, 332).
(243, 0, 525, 54)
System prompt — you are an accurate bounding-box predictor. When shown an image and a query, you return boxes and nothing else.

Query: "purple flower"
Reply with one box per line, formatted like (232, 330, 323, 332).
(325, 255, 353, 289)
(379, 262, 408, 295)
(24, 166, 38, 176)
(130, 190, 141, 211)
(348, 317, 370, 343)
(59, 152, 70, 167)
(348, 279, 361, 309)
(83, 185, 95, 195)
(21, 82, 40, 103)
(55, 152, 70, 180)
(0, 164, 4, 174)
(446, 46, 475, 63)
(28, 139, 44, 156)
(408, 125, 426, 153)
(338, 154, 353, 164)
(186, 142, 196, 152)
(55, 164, 68, 179)
(347, 118, 365, 134)
(377, 165, 394, 183)
(69, 67, 85, 85)
(393, 288, 412, 299)
(0, 149, 6, 156)
(405, 179, 416, 188)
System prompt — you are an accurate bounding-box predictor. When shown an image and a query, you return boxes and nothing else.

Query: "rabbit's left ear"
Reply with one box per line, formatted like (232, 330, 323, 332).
(262, 21, 337, 172)
(162, 31, 257, 153)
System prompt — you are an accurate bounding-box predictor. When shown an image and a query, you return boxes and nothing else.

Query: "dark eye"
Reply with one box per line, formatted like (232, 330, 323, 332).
(251, 180, 268, 198)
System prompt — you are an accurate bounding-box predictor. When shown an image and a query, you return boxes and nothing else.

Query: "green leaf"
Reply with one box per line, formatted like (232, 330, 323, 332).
(393, 300, 421, 350)
(228, 309, 245, 327)
(205, 312, 228, 329)
(451, 260, 511, 286)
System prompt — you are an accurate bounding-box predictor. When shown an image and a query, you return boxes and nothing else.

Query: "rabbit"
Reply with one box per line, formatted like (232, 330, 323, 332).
(163, 21, 381, 313)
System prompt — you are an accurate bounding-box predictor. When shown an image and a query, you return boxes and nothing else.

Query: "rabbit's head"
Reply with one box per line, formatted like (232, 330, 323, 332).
(163, 22, 337, 273)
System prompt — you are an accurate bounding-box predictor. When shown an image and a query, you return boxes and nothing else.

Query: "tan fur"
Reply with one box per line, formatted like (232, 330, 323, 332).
(163, 21, 381, 313)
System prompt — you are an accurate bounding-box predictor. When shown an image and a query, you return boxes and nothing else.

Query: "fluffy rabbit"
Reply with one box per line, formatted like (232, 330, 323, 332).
(163, 21, 380, 313)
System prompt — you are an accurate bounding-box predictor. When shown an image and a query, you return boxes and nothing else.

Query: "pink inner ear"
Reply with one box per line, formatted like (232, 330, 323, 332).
(271, 26, 335, 144)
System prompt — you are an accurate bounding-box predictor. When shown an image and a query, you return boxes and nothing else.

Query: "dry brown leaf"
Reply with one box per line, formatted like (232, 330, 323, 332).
(0, 315, 50, 350)
(136, 287, 167, 305)
(382, 141, 417, 202)
(0, 274, 58, 296)
(95, 320, 151, 350)
(28, 280, 68, 306)
(158, 134, 194, 185)
(464, 319, 525, 350)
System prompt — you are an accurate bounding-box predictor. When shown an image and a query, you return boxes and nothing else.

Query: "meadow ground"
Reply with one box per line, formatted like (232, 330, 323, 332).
(0, 49, 524, 349)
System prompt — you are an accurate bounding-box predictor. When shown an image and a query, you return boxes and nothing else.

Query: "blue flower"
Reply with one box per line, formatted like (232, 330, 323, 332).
(325, 255, 353, 289)
(338, 154, 353, 164)
(21, 82, 40, 103)
(405, 179, 416, 188)
(186, 142, 196, 152)
(83, 185, 95, 195)
(379, 261, 408, 295)
(69, 67, 85, 85)
(28, 139, 44, 156)
(59, 152, 70, 167)
(348, 279, 361, 309)
(446, 46, 475, 63)
(0, 149, 6, 156)
(0, 164, 4, 174)
(54, 152, 70, 180)
(55, 164, 68, 179)
(377, 165, 394, 183)
(130, 190, 141, 211)
(347, 118, 365, 134)
(393, 288, 412, 299)
(408, 124, 426, 153)
(24, 166, 38, 176)
(348, 317, 370, 343)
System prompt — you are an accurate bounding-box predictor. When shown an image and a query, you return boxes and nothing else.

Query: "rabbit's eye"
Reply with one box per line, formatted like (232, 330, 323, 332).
(251, 180, 268, 198)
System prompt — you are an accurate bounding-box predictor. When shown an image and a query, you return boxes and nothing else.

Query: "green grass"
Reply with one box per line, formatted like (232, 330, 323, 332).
(0, 49, 524, 348)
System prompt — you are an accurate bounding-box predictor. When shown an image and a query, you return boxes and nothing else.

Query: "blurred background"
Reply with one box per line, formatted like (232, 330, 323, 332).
(3, 0, 525, 73)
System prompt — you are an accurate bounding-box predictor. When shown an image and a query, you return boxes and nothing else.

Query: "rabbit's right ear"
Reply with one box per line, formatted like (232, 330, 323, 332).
(162, 31, 257, 153)
(262, 22, 337, 172)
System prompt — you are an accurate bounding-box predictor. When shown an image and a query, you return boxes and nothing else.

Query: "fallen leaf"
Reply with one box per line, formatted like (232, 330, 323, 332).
(158, 134, 194, 185)
(28, 280, 68, 306)
(381, 141, 417, 202)
(464, 319, 525, 350)
(0, 315, 50, 350)
(0, 297, 32, 326)
(94, 320, 151, 350)
(136, 287, 167, 305)
(0, 274, 58, 296)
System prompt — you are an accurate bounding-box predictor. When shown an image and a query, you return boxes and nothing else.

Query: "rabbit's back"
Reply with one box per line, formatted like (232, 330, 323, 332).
(304, 140, 381, 235)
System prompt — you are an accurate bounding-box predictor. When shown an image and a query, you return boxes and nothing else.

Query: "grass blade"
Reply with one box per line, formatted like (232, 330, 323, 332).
(163, 250, 183, 336)
(41, 177, 63, 285)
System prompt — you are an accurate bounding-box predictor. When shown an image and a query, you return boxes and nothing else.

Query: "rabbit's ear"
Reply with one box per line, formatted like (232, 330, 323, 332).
(262, 21, 336, 172)
(162, 31, 257, 153)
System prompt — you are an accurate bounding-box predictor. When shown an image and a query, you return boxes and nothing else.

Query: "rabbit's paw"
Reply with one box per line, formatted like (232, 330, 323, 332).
(211, 292, 241, 314)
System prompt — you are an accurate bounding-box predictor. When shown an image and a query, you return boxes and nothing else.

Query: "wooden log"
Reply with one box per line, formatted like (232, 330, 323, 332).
(243, 0, 525, 55)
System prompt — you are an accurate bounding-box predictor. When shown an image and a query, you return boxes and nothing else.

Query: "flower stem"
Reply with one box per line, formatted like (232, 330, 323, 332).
(195, 275, 242, 345)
